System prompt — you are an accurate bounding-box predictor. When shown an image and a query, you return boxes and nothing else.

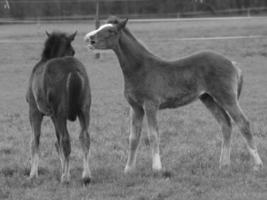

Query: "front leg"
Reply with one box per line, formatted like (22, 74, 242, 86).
(124, 104, 144, 173)
(144, 103, 162, 172)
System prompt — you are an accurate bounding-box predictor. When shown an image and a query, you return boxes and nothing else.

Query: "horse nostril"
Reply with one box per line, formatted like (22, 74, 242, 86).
(89, 35, 95, 40)
(84, 34, 92, 43)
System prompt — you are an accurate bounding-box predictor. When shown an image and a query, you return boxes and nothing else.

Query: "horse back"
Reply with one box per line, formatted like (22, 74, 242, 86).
(30, 57, 90, 119)
(191, 52, 242, 97)
(124, 51, 242, 109)
(168, 51, 242, 104)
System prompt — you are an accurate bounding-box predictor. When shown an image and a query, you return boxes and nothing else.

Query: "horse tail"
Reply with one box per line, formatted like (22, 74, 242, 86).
(232, 61, 243, 99)
(66, 71, 83, 121)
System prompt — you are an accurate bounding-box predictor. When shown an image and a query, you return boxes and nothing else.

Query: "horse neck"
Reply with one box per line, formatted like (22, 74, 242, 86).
(40, 57, 49, 63)
(37, 52, 53, 70)
(41, 50, 54, 62)
(41, 44, 62, 62)
(113, 29, 154, 76)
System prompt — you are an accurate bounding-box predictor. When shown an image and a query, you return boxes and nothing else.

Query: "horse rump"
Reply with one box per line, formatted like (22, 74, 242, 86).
(67, 71, 83, 121)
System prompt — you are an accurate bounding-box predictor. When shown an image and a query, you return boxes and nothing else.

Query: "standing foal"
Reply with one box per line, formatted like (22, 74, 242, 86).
(27, 32, 91, 183)
(84, 17, 263, 173)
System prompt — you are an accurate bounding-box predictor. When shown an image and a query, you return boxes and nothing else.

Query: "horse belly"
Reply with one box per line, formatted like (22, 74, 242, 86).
(159, 93, 199, 109)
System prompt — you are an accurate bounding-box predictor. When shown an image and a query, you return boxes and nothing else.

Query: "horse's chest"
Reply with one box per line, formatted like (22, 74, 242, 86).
(124, 88, 145, 106)
(124, 78, 146, 98)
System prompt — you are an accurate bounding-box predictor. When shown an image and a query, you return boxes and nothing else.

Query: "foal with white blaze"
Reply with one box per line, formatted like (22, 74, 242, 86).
(85, 17, 263, 173)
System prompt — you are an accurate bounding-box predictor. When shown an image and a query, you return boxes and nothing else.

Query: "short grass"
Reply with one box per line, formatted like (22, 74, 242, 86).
(0, 17, 267, 200)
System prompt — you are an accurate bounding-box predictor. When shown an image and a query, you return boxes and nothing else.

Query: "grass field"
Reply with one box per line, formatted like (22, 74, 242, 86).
(0, 17, 267, 200)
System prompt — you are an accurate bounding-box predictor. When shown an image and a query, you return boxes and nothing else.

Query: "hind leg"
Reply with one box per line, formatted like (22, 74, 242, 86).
(78, 108, 91, 184)
(52, 117, 64, 172)
(53, 117, 71, 183)
(29, 106, 43, 179)
(200, 94, 232, 168)
(223, 102, 263, 170)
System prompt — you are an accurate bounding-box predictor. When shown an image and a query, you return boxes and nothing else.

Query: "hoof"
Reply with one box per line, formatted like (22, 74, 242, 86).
(152, 165, 162, 172)
(219, 163, 231, 170)
(152, 167, 162, 172)
(144, 137, 150, 146)
(124, 166, 136, 174)
(162, 170, 172, 178)
(152, 168, 162, 175)
(82, 177, 91, 185)
(152, 162, 162, 172)
(152, 169, 171, 178)
(27, 175, 36, 181)
(61, 180, 70, 185)
(61, 175, 70, 184)
(28, 171, 38, 180)
(253, 163, 263, 171)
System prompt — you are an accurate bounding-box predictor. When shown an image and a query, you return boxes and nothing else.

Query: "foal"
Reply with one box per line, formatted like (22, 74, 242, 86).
(85, 17, 263, 173)
(27, 32, 91, 183)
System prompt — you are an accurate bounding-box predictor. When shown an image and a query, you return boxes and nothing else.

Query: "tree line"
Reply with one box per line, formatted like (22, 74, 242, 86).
(1, 0, 267, 19)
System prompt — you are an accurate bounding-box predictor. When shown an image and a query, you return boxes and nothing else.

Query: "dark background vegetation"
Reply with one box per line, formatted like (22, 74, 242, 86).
(1, 0, 267, 19)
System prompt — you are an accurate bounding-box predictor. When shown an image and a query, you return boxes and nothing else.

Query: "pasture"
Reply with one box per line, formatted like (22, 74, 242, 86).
(0, 17, 267, 200)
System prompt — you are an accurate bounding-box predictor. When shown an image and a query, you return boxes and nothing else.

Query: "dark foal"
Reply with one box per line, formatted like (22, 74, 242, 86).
(26, 31, 91, 183)
(85, 16, 263, 173)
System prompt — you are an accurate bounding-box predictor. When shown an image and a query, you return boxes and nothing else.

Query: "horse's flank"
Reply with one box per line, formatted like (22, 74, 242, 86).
(114, 27, 240, 110)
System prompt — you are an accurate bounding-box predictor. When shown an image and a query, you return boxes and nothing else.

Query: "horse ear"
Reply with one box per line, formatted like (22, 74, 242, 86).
(118, 18, 128, 30)
(45, 31, 51, 37)
(69, 31, 77, 41)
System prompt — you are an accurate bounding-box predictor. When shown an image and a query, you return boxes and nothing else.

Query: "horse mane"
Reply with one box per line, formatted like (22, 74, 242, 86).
(41, 32, 68, 60)
(107, 16, 156, 60)
(109, 16, 166, 64)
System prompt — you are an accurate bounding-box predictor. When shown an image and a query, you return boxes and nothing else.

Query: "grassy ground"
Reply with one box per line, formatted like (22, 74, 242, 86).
(0, 17, 267, 200)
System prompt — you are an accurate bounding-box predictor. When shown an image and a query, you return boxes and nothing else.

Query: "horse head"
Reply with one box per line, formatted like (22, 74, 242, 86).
(84, 16, 128, 50)
(42, 31, 77, 60)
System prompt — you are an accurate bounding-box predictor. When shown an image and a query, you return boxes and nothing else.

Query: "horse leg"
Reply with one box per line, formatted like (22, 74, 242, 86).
(29, 106, 43, 179)
(200, 94, 232, 168)
(124, 104, 144, 173)
(78, 109, 91, 184)
(222, 100, 263, 170)
(52, 117, 64, 172)
(53, 117, 71, 183)
(144, 103, 162, 172)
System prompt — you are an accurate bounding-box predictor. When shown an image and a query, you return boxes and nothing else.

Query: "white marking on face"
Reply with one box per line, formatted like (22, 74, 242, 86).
(84, 23, 114, 41)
